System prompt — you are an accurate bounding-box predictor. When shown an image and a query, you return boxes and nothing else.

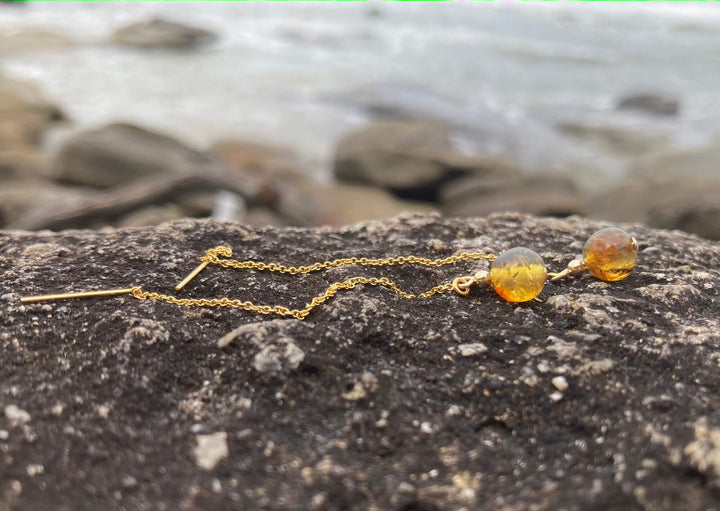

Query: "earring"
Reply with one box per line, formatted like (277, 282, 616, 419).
(549, 227, 638, 283)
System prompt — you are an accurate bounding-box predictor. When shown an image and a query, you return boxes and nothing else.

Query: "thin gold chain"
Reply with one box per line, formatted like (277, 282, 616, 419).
(132, 277, 456, 320)
(130, 246, 496, 320)
(199, 246, 496, 274)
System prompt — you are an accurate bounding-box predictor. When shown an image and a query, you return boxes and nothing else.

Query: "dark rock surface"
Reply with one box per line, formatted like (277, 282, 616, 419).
(1, 213, 720, 511)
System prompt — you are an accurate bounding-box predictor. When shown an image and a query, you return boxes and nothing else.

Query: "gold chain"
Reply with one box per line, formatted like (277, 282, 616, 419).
(199, 246, 496, 274)
(132, 278, 456, 320)
(130, 246, 496, 320)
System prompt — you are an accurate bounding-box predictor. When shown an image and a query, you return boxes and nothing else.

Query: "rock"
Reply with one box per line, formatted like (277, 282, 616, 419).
(53, 123, 216, 188)
(616, 92, 680, 116)
(0, 74, 66, 153)
(558, 121, 671, 156)
(333, 121, 512, 201)
(3, 213, 720, 509)
(118, 204, 185, 228)
(194, 432, 228, 471)
(590, 176, 720, 240)
(0, 179, 89, 228)
(111, 18, 217, 50)
(0, 29, 75, 54)
(4, 405, 31, 424)
(441, 173, 587, 218)
(294, 182, 436, 227)
(211, 139, 301, 180)
(633, 138, 720, 180)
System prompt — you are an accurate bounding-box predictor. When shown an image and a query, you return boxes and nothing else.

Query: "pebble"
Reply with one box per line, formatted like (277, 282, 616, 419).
(5, 405, 31, 424)
(194, 432, 228, 471)
(552, 376, 569, 392)
(458, 343, 488, 357)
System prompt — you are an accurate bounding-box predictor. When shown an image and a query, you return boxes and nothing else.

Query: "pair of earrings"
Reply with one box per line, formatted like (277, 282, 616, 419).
(19, 226, 637, 319)
(468, 227, 638, 303)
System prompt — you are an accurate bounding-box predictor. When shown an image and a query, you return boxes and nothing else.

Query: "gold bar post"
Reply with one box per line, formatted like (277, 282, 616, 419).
(175, 261, 209, 291)
(20, 288, 137, 304)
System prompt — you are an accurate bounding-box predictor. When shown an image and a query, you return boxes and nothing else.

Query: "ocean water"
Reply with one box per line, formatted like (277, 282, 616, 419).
(1, 2, 719, 187)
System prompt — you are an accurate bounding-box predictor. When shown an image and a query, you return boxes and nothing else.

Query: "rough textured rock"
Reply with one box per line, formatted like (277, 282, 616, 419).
(616, 92, 680, 117)
(1, 213, 720, 511)
(111, 18, 218, 50)
(333, 121, 511, 201)
(591, 176, 720, 241)
(441, 173, 587, 218)
(53, 123, 216, 188)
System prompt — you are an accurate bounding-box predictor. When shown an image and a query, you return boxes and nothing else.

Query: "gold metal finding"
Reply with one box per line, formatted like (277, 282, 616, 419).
(175, 261, 210, 291)
(548, 259, 587, 282)
(20, 288, 138, 303)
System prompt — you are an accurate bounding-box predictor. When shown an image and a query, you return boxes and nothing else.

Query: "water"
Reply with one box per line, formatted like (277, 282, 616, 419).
(2, 2, 719, 186)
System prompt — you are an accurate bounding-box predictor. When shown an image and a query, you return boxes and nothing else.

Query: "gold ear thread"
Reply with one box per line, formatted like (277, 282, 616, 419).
(18, 228, 638, 320)
(20, 288, 138, 304)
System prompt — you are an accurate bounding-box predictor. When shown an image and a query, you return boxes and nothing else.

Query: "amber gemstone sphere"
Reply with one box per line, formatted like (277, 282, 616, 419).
(582, 227, 637, 282)
(489, 247, 547, 303)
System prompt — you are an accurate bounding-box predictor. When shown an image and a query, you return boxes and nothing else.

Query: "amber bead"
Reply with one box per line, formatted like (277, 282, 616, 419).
(582, 227, 637, 282)
(489, 247, 547, 303)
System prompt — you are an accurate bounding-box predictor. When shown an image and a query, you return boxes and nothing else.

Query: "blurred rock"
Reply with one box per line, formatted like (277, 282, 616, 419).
(298, 182, 436, 226)
(0, 74, 65, 152)
(633, 138, 720, 180)
(441, 173, 587, 218)
(334, 120, 512, 201)
(591, 176, 720, 240)
(242, 207, 286, 228)
(111, 18, 217, 50)
(0, 29, 75, 54)
(616, 92, 680, 117)
(0, 179, 88, 228)
(558, 121, 671, 156)
(211, 139, 302, 181)
(119, 204, 185, 228)
(54, 123, 215, 188)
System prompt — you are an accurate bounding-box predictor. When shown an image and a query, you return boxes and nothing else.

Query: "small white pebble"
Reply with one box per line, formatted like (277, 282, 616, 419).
(97, 405, 110, 419)
(0, 430, 8, 440)
(5, 405, 31, 424)
(445, 405, 462, 418)
(420, 422, 434, 434)
(398, 482, 416, 495)
(121, 475, 137, 488)
(549, 391, 564, 402)
(458, 343, 488, 357)
(211, 478, 222, 493)
(26, 464, 44, 477)
(194, 432, 228, 471)
(552, 376, 569, 392)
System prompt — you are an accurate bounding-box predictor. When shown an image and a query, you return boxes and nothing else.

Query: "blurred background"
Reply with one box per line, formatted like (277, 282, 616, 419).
(1, 1, 719, 238)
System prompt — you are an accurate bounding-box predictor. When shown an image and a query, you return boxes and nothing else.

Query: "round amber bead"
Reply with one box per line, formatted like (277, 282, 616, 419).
(490, 247, 547, 303)
(582, 227, 637, 282)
